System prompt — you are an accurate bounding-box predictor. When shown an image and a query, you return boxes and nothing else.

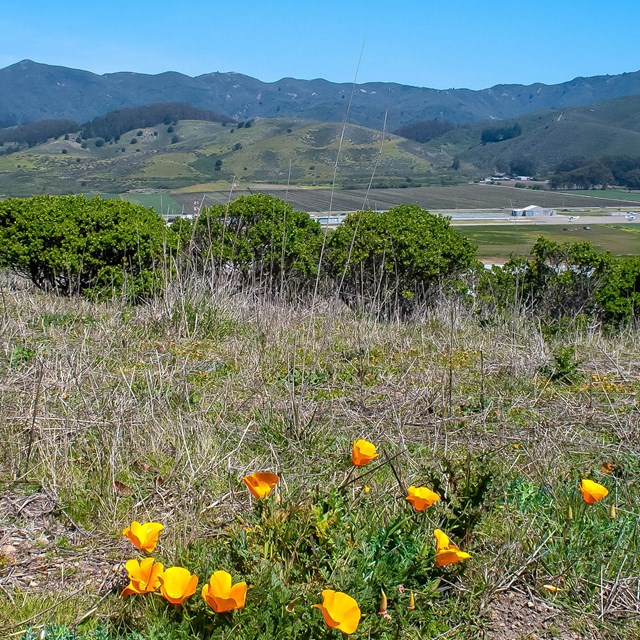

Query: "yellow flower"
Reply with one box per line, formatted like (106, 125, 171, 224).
(580, 478, 608, 504)
(434, 529, 471, 567)
(120, 557, 164, 598)
(406, 486, 440, 511)
(201, 570, 247, 613)
(351, 439, 378, 467)
(122, 521, 164, 553)
(158, 566, 198, 605)
(242, 471, 279, 499)
(314, 589, 361, 635)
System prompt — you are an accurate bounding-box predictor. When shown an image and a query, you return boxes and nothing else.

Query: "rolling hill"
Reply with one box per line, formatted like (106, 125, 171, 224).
(0, 117, 445, 197)
(3, 92, 640, 198)
(424, 93, 640, 174)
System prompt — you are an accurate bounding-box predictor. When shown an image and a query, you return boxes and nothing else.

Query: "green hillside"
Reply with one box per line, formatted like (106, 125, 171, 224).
(423, 94, 640, 174)
(0, 118, 444, 197)
(4, 93, 640, 199)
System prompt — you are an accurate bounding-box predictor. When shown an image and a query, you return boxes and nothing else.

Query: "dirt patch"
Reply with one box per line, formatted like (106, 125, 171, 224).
(0, 491, 124, 595)
(485, 589, 603, 639)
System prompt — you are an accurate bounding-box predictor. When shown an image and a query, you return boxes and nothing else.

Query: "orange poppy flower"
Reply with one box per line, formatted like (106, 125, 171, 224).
(158, 566, 198, 605)
(580, 479, 608, 504)
(121, 557, 164, 598)
(314, 589, 361, 635)
(202, 570, 247, 613)
(122, 521, 164, 553)
(406, 486, 440, 511)
(434, 529, 471, 567)
(351, 439, 378, 467)
(242, 471, 279, 499)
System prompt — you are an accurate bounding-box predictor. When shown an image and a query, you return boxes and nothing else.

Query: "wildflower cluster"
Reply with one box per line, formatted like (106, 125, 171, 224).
(119, 439, 613, 636)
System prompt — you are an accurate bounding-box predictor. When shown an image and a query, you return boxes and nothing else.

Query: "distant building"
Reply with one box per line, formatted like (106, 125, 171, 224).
(511, 205, 555, 217)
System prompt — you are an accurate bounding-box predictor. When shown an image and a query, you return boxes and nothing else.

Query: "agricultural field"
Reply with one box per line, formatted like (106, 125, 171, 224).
(169, 184, 638, 215)
(458, 223, 640, 259)
(557, 189, 640, 204)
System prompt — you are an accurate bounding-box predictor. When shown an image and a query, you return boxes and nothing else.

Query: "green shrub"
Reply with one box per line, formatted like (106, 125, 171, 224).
(596, 255, 640, 327)
(477, 239, 639, 329)
(0, 195, 171, 301)
(191, 194, 322, 293)
(327, 204, 477, 318)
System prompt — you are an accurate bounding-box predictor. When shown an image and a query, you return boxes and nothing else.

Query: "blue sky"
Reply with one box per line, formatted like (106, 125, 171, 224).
(2, 0, 639, 90)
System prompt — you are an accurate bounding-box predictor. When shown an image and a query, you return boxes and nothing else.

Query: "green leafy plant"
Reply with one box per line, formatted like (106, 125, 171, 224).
(326, 204, 477, 318)
(191, 194, 322, 293)
(0, 195, 171, 301)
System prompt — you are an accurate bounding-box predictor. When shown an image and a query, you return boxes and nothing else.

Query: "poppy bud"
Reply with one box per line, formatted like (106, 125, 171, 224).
(610, 503, 616, 519)
(407, 590, 416, 611)
(379, 589, 390, 619)
(567, 505, 574, 521)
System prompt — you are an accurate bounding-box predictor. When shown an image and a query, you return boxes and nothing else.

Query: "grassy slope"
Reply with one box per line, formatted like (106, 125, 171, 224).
(459, 223, 640, 259)
(3, 93, 640, 198)
(0, 119, 441, 197)
(424, 94, 640, 173)
(0, 276, 639, 639)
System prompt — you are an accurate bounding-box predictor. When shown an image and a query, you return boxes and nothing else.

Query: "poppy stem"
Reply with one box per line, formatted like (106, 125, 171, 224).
(383, 449, 406, 494)
(338, 466, 356, 489)
(339, 449, 408, 490)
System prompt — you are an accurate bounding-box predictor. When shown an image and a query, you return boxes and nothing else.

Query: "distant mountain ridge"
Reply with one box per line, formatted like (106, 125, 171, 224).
(2, 60, 640, 130)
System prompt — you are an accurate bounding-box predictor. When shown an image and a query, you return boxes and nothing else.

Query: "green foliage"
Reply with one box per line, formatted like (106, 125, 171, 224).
(596, 256, 640, 326)
(21, 624, 137, 640)
(123, 489, 463, 639)
(326, 204, 477, 318)
(0, 195, 170, 300)
(393, 119, 455, 143)
(8, 344, 36, 369)
(550, 161, 614, 189)
(476, 237, 640, 327)
(551, 155, 640, 190)
(191, 194, 323, 293)
(480, 123, 521, 143)
(539, 345, 581, 384)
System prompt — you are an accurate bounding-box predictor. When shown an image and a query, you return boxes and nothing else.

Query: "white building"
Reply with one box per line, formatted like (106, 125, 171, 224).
(511, 205, 555, 217)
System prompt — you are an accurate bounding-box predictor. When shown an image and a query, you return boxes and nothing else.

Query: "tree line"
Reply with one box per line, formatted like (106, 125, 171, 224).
(0, 194, 637, 328)
(0, 119, 80, 147)
(80, 103, 233, 140)
(0, 103, 235, 151)
(550, 155, 640, 189)
(393, 120, 455, 143)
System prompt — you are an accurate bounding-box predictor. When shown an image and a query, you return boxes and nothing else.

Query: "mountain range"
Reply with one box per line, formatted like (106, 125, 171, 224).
(2, 60, 640, 130)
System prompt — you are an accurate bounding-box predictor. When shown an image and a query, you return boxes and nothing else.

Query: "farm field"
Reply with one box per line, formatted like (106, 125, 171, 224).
(170, 184, 639, 214)
(557, 189, 640, 204)
(458, 223, 640, 259)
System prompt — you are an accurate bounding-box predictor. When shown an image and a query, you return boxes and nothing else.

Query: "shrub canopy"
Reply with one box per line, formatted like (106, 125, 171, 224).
(0, 195, 169, 300)
(191, 194, 322, 292)
(327, 204, 477, 317)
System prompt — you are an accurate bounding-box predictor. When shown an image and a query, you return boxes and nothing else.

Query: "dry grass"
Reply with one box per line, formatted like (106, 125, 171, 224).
(1, 273, 639, 638)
